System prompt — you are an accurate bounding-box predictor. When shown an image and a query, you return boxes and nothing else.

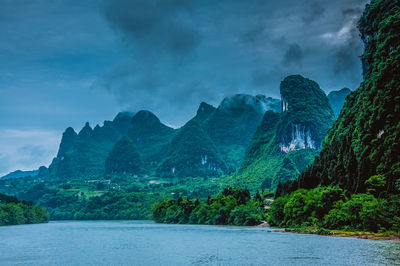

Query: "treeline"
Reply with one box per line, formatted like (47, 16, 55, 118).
(151, 188, 265, 226)
(44, 191, 160, 220)
(0, 193, 49, 226)
(268, 186, 400, 232)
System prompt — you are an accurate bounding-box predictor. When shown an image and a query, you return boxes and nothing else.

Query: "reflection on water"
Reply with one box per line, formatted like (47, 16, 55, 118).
(0, 221, 399, 266)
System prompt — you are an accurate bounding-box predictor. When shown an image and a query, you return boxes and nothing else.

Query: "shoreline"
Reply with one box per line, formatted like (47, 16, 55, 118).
(279, 227, 400, 241)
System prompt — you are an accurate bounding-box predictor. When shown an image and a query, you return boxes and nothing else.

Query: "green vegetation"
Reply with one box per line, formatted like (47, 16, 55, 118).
(269, 0, 400, 235)
(278, 75, 335, 149)
(127, 110, 175, 167)
(105, 137, 143, 175)
(268, 186, 400, 233)
(198, 95, 280, 171)
(234, 75, 332, 192)
(157, 121, 226, 178)
(298, 0, 400, 194)
(45, 94, 280, 180)
(0, 174, 226, 220)
(0, 193, 49, 226)
(151, 188, 266, 226)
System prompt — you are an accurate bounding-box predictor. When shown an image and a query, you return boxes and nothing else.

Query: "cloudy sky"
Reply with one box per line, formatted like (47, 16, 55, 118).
(0, 0, 368, 175)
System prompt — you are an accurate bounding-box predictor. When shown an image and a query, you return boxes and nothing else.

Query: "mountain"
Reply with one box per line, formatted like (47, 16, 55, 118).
(328, 88, 351, 117)
(127, 110, 175, 167)
(0, 169, 38, 180)
(195, 94, 280, 171)
(49, 112, 136, 178)
(105, 136, 143, 175)
(234, 75, 333, 192)
(157, 120, 226, 178)
(46, 93, 280, 179)
(297, 0, 400, 194)
(278, 75, 335, 153)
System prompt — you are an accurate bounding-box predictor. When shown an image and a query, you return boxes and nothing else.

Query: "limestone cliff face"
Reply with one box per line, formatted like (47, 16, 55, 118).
(279, 124, 316, 153)
(277, 75, 335, 153)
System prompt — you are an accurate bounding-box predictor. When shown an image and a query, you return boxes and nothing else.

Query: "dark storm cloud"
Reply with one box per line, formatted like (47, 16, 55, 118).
(0, 0, 371, 173)
(282, 43, 304, 68)
(302, 2, 326, 24)
(98, 0, 369, 126)
(103, 0, 200, 54)
(331, 4, 366, 82)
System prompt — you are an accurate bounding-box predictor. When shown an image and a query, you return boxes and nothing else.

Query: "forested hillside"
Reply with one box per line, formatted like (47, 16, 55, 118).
(269, 0, 400, 233)
(298, 0, 400, 194)
(233, 75, 333, 192)
(46, 94, 280, 179)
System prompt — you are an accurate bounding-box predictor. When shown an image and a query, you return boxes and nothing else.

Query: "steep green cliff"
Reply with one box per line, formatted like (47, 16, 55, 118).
(298, 0, 400, 194)
(157, 121, 226, 178)
(105, 137, 143, 175)
(234, 75, 333, 192)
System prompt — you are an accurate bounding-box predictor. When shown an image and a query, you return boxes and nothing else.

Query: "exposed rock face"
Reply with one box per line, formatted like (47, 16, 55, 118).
(234, 75, 335, 191)
(277, 75, 335, 153)
(279, 124, 316, 153)
(281, 97, 289, 112)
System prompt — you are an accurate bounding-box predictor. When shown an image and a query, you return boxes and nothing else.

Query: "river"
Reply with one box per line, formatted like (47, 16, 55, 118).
(0, 221, 399, 265)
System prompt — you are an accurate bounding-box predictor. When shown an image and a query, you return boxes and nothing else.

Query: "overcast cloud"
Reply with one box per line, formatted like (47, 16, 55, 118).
(0, 0, 368, 174)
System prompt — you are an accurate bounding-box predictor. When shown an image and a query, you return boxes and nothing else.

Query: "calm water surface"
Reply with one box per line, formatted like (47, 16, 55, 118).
(0, 220, 399, 265)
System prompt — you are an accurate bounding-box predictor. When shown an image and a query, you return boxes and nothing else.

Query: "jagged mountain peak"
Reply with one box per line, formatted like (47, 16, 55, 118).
(64, 127, 77, 135)
(280, 75, 329, 113)
(78, 122, 93, 137)
(132, 110, 162, 124)
(197, 102, 216, 115)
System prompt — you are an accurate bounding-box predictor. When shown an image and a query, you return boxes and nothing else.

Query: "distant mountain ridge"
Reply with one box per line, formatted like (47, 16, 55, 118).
(10, 86, 350, 181)
(0, 169, 38, 180)
(47, 94, 281, 179)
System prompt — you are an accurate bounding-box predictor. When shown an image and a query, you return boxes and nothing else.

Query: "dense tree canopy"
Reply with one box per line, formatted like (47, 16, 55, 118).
(0, 193, 49, 226)
(298, 0, 400, 194)
(105, 137, 143, 175)
(152, 188, 265, 226)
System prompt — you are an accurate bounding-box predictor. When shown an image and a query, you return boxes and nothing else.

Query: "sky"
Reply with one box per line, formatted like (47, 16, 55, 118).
(0, 0, 369, 175)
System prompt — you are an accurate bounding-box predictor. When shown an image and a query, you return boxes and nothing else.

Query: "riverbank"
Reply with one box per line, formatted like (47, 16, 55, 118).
(281, 227, 400, 241)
